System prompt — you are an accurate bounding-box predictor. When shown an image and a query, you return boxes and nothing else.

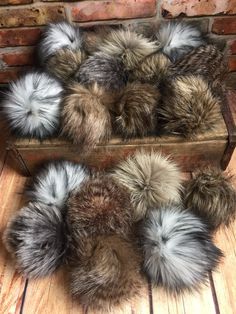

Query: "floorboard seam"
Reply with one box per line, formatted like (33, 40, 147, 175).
(209, 271, 221, 314)
(19, 279, 28, 314)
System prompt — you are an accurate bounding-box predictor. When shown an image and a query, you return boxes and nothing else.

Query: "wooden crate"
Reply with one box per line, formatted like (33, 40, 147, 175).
(6, 91, 236, 176)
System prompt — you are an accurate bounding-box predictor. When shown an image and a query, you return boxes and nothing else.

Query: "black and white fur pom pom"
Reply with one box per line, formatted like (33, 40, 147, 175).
(3, 202, 67, 278)
(26, 161, 89, 209)
(156, 21, 204, 62)
(141, 206, 223, 293)
(3, 72, 63, 139)
(39, 21, 82, 64)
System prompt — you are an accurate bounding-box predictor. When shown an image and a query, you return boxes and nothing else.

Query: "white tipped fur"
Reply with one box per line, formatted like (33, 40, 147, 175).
(112, 151, 183, 221)
(26, 161, 89, 208)
(3, 72, 63, 139)
(39, 21, 82, 63)
(99, 29, 158, 70)
(156, 22, 204, 62)
(141, 206, 223, 293)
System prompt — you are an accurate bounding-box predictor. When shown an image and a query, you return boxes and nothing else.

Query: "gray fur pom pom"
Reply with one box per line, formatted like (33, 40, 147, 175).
(76, 52, 128, 91)
(156, 21, 204, 62)
(141, 206, 223, 293)
(3, 202, 67, 278)
(26, 160, 89, 209)
(3, 72, 63, 139)
(39, 21, 82, 63)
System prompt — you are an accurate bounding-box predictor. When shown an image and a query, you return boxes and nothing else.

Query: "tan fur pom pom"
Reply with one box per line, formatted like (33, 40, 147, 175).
(112, 82, 160, 138)
(132, 52, 171, 84)
(61, 83, 112, 153)
(112, 151, 183, 221)
(69, 235, 144, 312)
(99, 29, 158, 70)
(46, 48, 86, 83)
(184, 168, 236, 231)
(158, 75, 222, 138)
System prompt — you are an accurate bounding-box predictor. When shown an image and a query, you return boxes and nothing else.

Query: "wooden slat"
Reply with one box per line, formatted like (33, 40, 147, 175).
(212, 150, 236, 314)
(0, 157, 27, 314)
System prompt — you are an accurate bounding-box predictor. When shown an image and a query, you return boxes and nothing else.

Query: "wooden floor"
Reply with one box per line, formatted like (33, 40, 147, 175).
(0, 149, 235, 314)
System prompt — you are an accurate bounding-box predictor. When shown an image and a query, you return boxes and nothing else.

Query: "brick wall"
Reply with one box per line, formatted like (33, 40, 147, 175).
(0, 0, 236, 88)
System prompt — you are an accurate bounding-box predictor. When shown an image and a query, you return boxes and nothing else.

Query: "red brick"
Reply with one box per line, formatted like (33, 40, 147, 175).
(212, 17, 236, 35)
(0, 0, 32, 4)
(228, 55, 236, 72)
(0, 68, 25, 83)
(0, 5, 65, 28)
(162, 0, 236, 18)
(1, 48, 34, 66)
(0, 28, 42, 48)
(229, 40, 236, 54)
(71, 0, 156, 22)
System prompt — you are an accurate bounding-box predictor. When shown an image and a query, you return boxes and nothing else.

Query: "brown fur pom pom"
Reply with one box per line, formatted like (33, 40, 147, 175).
(158, 75, 222, 138)
(112, 151, 183, 221)
(112, 82, 160, 138)
(46, 48, 86, 83)
(132, 52, 171, 84)
(69, 235, 144, 312)
(170, 45, 228, 96)
(61, 83, 112, 153)
(66, 174, 133, 240)
(184, 168, 236, 231)
(99, 29, 158, 70)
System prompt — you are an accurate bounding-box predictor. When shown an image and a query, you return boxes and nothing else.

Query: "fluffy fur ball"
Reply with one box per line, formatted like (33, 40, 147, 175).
(76, 52, 128, 91)
(170, 45, 228, 97)
(66, 175, 133, 240)
(61, 83, 112, 152)
(141, 206, 223, 293)
(3, 72, 63, 139)
(131, 52, 171, 84)
(69, 235, 144, 312)
(99, 29, 158, 70)
(112, 151, 183, 221)
(26, 160, 89, 209)
(46, 48, 86, 83)
(184, 168, 236, 231)
(3, 202, 67, 278)
(158, 75, 222, 137)
(112, 82, 160, 138)
(39, 21, 82, 63)
(156, 21, 204, 62)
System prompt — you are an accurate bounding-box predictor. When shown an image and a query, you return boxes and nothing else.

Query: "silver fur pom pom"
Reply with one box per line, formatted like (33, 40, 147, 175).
(156, 22, 204, 62)
(3, 202, 67, 278)
(3, 72, 63, 139)
(26, 161, 89, 208)
(39, 21, 82, 63)
(141, 206, 223, 293)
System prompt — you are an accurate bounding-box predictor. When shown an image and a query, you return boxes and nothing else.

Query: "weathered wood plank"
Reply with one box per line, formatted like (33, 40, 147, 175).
(10, 139, 228, 175)
(0, 157, 27, 314)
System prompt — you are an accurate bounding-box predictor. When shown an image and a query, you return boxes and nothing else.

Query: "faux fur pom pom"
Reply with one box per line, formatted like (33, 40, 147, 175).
(112, 82, 160, 138)
(141, 206, 223, 293)
(112, 151, 183, 221)
(61, 83, 113, 152)
(39, 21, 82, 64)
(46, 48, 86, 83)
(156, 21, 204, 62)
(158, 75, 222, 137)
(26, 161, 89, 209)
(66, 174, 133, 240)
(3, 72, 63, 139)
(3, 202, 67, 278)
(68, 235, 144, 312)
(184, 168, 236, 231)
